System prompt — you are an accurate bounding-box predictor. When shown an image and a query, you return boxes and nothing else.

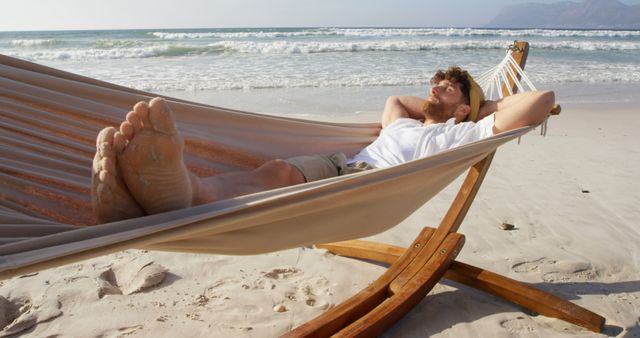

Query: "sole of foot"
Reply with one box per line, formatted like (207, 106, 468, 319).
(116, 98, 193, 215)
(92, 126, 145, 223)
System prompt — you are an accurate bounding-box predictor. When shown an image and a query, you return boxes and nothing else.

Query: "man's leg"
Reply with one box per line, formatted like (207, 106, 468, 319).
(192, 159, 306, 205)
(107, 97, 305, 216)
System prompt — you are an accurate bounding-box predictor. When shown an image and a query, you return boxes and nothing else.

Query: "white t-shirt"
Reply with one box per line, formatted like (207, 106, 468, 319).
(350, 114, 495, 168)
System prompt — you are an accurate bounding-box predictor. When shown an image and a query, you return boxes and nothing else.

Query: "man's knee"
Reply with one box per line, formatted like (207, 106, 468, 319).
(257, 159, 305, 185)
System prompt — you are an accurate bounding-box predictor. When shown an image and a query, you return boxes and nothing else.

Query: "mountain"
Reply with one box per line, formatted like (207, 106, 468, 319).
(486, 0, 640, 29)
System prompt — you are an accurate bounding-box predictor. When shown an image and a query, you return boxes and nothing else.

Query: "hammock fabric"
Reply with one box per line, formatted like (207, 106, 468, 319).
(0, 55, 532, 280)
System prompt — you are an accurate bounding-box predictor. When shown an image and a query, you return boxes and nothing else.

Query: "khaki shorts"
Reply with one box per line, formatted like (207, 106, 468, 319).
(284, 152, 375, 182)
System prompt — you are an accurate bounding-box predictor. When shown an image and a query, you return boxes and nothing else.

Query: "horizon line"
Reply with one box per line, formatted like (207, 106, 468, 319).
(2, 25, 640, 33)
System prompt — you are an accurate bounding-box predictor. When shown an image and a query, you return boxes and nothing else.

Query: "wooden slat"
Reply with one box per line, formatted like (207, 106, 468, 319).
(317, 240, 402, 265)
(317, 239, 402, 263)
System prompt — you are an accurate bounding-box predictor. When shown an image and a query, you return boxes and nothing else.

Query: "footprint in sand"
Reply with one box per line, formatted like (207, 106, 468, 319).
(263, 267, 302, 280)
(0, 295, 61, 337)
(252, 277, 277, 291)
(511, 258, 597, 283)
(204, 277, 248, 300)
(208, 276, 242, 289)
(203, 266, 334, 317)
(204, 276, 243, 297)
(511, 258, 557, 274)
(262, 267, 332, 310)
(499, 316, 537, 334)
(295, 277, 332, 310)
(541, 261, 597, 283)
(248, 267, 304, 291)
(203, 277, 251, 308)
(203, 279, 264, 315)
(99, 324, 144, 337)
(95, 256, 167, 297)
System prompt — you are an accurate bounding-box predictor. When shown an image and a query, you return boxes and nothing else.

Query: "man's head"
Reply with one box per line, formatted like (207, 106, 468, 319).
(422, 66, 484, 123)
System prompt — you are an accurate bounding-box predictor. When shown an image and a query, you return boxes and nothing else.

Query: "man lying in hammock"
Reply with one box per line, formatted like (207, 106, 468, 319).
(92, 67, 555, 223)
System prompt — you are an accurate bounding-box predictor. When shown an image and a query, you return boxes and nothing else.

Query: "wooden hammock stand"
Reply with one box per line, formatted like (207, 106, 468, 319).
(283, 41, 604, 337)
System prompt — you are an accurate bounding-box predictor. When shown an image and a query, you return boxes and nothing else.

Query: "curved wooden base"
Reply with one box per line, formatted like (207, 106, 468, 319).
(282, 228, 465, 337)
(316, 237, 605, 334)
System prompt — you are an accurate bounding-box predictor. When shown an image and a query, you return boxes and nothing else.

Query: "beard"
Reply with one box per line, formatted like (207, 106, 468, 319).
(422, 99, 458, 123)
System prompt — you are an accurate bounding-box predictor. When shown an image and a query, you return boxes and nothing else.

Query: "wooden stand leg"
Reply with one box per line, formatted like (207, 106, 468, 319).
(317, 239, 605, 333)
(283, 229, 468, 337)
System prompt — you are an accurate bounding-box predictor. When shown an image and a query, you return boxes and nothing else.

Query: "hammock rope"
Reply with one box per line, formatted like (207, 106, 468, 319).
(476, 47, 548, 137)
(476, 48, 538, 99)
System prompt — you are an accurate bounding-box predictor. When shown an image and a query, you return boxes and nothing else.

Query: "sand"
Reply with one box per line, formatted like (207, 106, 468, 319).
(1, 90, 639, 337)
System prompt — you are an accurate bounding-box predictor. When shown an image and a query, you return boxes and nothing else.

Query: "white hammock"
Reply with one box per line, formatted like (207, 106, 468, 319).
(0, 45, 539, 279)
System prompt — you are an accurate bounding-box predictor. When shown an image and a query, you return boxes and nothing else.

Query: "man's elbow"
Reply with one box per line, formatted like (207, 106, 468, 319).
(385, 95, 401, 106)
(381, 96, 400, 128)
(540, 90, 555, 110)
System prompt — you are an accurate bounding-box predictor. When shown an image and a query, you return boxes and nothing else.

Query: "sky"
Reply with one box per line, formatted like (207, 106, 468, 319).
(1, 0, 640, 32)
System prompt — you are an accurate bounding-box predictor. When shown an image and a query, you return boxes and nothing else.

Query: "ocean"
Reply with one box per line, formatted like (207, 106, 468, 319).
(1, 27, 639, 117)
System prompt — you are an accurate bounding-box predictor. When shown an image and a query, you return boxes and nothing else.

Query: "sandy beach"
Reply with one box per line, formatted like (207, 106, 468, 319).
(1, 84, 639, 337)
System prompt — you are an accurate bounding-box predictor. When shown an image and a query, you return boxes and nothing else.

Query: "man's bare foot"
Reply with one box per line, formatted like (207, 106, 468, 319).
(116, 98, 194, 215)
(92, 127, 145, 223)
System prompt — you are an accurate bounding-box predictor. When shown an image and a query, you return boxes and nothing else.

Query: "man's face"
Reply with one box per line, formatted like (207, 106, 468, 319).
(423, 79, 467, 121)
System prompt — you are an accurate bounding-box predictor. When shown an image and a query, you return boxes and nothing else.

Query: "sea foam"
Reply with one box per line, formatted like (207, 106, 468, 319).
(3, 27, 639, 91)
(9, 38, 639, 62)
(149, 28, 640, 39)
(10, 39, 65, 48)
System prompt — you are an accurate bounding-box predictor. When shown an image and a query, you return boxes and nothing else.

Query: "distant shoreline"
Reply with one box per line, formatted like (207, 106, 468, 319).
(2, 26, 640, 33)
(2, 27, 638, 100)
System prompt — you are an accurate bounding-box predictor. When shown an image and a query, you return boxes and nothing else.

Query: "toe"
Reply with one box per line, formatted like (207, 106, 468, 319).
(98, 170, 116, 186)
(99, 142, 115, 159)
(120, 121, 135, 140)
(96, 126, 117, 149)
(100, 157, 116, 175)
(126, 110, 143, 133)
(148, 97, 177, 134)
(133, 101, 151, 129)
(95, 127, 117, 175)
(113, 132, 127, 153)
(92, 154, 102, 174)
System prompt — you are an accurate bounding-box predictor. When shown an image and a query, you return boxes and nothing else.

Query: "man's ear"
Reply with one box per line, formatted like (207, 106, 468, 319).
(454, 104, 471, 123)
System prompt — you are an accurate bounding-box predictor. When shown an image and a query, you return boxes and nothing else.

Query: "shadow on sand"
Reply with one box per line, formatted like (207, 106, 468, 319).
(380, 279, 640, 337)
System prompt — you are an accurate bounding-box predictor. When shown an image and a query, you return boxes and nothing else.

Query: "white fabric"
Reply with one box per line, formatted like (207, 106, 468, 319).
(0, 53, 536, 279)
(350, 114, 495, 168)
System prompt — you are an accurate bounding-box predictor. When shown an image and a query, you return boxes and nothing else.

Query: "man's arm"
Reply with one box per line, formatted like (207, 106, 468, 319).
(480, 90, 555, 134)
(381, 96, 425, 128)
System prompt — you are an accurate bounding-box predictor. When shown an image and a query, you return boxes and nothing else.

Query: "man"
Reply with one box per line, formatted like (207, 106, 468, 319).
(92, 67, 555, 223)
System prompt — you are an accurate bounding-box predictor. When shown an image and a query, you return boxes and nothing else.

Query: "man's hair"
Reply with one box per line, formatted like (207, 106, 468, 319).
(430, 66, 471, 105)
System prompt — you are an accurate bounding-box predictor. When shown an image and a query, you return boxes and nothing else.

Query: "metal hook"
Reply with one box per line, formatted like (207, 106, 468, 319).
(507, 40, 522, 52)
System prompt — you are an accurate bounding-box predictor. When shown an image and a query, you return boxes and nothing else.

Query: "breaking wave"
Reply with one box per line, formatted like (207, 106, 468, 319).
(10, 39, 66, 48)
(10, 39, 639, 62)
(149, 28, 640, 39)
